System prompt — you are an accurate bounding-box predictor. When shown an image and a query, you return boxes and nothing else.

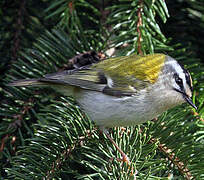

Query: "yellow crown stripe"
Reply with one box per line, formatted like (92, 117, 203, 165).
(136, 54, 166, 83)
(98, 53, 166, 84)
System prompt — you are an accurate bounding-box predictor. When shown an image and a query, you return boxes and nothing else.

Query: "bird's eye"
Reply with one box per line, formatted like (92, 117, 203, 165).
(174, 74, 183, 86)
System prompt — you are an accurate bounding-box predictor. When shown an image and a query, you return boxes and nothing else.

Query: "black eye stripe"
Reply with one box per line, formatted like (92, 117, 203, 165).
(174, 73, 183, 87)
(178, 63, 193, 90)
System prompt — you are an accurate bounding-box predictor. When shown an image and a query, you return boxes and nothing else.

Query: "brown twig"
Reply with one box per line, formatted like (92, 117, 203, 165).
(137, 0, 143, 55)
(68, 1, 74, 14)
(0, 98, 34, 153)
(46, 129, 95, 179)
(9, 98, 34, 129)
(46, 145, 76, 180)
(12, 0, 26, 61)
(0, 134, 10, 152)
(149, 138, 193, 180)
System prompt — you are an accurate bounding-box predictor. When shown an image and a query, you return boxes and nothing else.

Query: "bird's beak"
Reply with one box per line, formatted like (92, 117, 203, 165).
(184, 95, 197, 110)
(174, 88, 197, 110)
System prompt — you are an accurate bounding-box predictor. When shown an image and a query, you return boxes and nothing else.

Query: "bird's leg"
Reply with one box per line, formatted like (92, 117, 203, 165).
(102, 129, 137, 179)
(104, 131, 130, 165)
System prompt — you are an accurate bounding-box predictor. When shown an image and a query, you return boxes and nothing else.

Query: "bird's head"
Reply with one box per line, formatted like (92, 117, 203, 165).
(160, 55, 196, 109)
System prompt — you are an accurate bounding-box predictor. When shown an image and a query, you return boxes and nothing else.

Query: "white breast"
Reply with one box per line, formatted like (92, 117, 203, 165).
(54, 79, 184, 128)
(74, 89, 171, 128)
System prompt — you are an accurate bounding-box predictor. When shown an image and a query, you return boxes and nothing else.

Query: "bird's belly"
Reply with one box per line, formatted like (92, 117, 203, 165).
(74, 91, 160, 128)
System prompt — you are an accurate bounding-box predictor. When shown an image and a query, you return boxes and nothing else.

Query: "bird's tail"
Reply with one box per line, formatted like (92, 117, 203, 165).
(8, 79, 46, 87)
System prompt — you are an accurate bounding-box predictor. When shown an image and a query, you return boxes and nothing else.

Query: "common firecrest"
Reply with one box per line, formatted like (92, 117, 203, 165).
(9, 53, 196, 129)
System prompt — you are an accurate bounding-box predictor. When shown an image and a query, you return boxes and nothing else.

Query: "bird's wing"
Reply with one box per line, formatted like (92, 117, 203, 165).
(41, 53, 166, 97)
(41, 67, 106, 92)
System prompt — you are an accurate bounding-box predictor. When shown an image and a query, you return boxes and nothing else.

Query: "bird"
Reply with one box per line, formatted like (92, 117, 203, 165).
(8, 53, 197, 165)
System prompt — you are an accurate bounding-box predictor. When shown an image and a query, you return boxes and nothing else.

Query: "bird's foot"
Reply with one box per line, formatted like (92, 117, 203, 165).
(103, 130, 137, 178)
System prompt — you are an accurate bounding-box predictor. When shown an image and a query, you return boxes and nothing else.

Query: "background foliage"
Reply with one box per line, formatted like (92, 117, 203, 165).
(0, 0, 204, 179)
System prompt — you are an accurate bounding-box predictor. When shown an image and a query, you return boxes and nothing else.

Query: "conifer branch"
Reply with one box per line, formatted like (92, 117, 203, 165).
(149, 138, 193, 180)
(0, 97, 34, 152)
(46, 129, 95, 179)
(10, 98, 34, 129)
(1, 1, 204, 179)
(46, 145, 75, 179)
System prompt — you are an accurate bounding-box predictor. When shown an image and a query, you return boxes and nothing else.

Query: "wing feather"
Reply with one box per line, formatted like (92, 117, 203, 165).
(41, 68, 106, 92)
(38, 53, 166, 97)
